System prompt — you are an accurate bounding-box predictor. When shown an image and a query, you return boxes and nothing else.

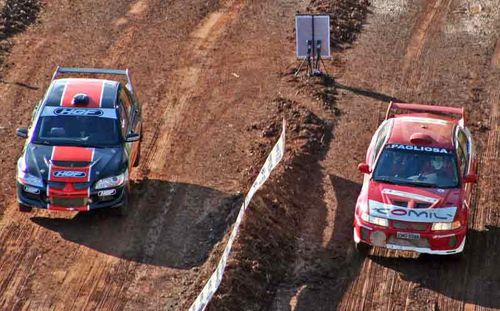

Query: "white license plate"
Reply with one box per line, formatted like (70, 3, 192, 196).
(397, 232, 421, 240)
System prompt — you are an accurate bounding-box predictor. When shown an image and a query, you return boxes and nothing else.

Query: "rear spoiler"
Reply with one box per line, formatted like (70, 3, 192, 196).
(51, 66, 135, 93)
(385, 102, 465, 125)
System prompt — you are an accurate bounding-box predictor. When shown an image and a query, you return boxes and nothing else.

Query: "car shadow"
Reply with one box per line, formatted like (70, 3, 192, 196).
(369, 225, 500, 309)
(290, 175, 364, 311)
(31, 178, 242, 269)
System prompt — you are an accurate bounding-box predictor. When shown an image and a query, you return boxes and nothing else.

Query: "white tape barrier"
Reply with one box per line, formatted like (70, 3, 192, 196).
(188, 119, 286, 311)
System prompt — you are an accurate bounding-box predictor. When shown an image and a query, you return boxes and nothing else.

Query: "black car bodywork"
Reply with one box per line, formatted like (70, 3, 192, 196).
(16, 67, 141, 214)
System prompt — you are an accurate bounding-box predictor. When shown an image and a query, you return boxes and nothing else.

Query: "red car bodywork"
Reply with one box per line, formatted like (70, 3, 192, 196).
(353, 103, 477, 255)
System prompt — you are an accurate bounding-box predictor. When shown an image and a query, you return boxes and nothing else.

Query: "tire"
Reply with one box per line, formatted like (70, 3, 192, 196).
(446, 251, 463, 261)
(18, 203, 32, 213)
(133, 143, 141, 167)
(115, 190, 129, 217)
(355, 241, 372, 256)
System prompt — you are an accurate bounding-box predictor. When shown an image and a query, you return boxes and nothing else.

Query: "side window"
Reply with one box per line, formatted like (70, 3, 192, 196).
(371, 121, 391, 164)
(119, 86, 132, 117)
(456, 128, 469, 176)
(118, 103, 129, 137)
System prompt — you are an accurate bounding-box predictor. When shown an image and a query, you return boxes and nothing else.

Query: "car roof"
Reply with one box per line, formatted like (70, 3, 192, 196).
(386, 113, 457, 149)
(43, 78, 120, 109)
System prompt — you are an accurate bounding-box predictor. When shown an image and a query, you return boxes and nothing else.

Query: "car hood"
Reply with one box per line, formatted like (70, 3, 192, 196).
(366, 181, 462, 222)
(21, 143, 126, 183)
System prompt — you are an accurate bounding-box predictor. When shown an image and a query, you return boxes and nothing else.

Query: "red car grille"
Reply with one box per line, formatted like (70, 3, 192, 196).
(388, 236, 430, 248)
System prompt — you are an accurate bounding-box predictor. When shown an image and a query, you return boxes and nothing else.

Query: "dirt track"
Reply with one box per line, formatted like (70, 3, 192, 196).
(0, 0, 498, 310)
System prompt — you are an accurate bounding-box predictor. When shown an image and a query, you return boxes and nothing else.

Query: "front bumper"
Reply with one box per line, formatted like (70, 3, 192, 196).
(17, 182, 127, 211)
(353, 215, 466, 255)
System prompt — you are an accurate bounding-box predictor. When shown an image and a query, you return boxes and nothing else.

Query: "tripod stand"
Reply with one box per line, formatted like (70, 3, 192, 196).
(294, 39, 328, 76)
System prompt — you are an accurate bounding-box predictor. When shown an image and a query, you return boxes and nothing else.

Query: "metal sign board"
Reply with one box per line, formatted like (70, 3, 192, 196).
(295, 15, 331, 59)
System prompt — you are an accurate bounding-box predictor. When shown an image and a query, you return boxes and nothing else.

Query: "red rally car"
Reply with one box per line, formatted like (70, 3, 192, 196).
(353, 103, 478, 255)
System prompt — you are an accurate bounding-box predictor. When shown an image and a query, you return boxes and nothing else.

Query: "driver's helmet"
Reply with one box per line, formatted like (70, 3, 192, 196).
(431, 156, 444, 170)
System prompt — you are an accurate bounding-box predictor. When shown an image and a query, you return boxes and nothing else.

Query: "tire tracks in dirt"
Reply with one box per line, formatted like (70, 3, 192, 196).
(401, 0, 452, 73)
(143, 0, 245, 177)
(0, 1, 241, 309)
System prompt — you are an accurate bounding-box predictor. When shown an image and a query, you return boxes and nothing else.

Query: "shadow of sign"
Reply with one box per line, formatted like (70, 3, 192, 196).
(31, 179, 241, 269)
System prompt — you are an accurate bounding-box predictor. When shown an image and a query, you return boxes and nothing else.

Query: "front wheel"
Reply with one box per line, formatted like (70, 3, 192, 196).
(355, 241, 372, 256)
(115, 191, 129, 217)
(18, 203, 32, 213)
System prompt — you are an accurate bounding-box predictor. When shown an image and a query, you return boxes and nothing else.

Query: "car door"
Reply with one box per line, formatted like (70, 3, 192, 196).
(456, 127, 473, 210)
(118, 86, 139, 168)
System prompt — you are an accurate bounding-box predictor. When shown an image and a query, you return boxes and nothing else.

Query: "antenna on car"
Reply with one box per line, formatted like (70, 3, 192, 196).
(294, 14, 331, 76)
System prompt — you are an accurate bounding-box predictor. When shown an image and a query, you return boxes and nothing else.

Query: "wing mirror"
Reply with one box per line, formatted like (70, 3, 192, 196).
(16, 128, 28, 138)
(464, 173, 478, 183)
(357, 162, 371, 174)
(125, 132, 140, 142)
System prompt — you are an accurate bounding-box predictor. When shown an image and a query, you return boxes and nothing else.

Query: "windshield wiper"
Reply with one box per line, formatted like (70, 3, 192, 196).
(373, 176, 436, 188)
(406, 181, 435, 188)
(372, 176, 399, 185)
(33, 140, 52, 146)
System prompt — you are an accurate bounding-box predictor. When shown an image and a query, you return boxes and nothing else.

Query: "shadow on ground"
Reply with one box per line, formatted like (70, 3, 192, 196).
(370, 225, 500, 309)
(31, 178, 241, 269)
(289, 175, 363, 311)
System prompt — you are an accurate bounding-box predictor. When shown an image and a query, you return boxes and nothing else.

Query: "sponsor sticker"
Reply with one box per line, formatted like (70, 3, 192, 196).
(24, 185, 40, 194)
(369, 200, 456, 223)
(386, 143, 450, 154)
(53, 171, 86, 178)
(41, 106, 117, 119)
(98, 189, 117, 197)
(54, 107, 104, 116)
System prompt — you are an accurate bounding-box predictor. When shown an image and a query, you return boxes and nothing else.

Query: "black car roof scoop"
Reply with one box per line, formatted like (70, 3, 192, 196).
(72, 93, 90, 105)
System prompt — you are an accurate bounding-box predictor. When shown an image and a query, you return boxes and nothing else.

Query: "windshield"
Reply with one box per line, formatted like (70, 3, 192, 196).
(373, 144, 459, 188)
(32, 107, 121, 147)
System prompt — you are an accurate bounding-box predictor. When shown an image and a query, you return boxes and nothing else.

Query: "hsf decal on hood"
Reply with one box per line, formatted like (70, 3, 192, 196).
(22, 144, 126, 183)
(369, 200, 457, 223)
(53, 171, 87, 178)
(386, 144, 450, 154)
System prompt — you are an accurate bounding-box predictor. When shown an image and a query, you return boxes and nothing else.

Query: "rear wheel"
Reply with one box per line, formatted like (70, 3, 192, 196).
(18, 203, 32, 213)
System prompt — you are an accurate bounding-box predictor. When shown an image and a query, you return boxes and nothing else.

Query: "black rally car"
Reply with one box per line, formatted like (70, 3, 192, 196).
(16, 67, 142, 215)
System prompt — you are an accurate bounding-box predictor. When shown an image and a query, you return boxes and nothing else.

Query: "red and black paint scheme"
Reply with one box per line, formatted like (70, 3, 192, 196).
(16, 67, 141, 214)
(353, 103, 478, 256)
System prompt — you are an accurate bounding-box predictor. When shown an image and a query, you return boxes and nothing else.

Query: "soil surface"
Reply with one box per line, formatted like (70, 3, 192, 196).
(0, 0, 497, 310)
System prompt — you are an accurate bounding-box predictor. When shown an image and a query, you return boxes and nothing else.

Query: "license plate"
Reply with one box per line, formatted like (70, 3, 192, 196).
(51, 197, 87, 207)
(397, 232, 421, 240)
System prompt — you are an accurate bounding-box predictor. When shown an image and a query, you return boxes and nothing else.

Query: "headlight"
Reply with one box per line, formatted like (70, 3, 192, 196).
(432, 220, 461, 231)
(361, 212, 389, 227)
(95, 172, 127, 190)
(17, 169, 44, 188)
